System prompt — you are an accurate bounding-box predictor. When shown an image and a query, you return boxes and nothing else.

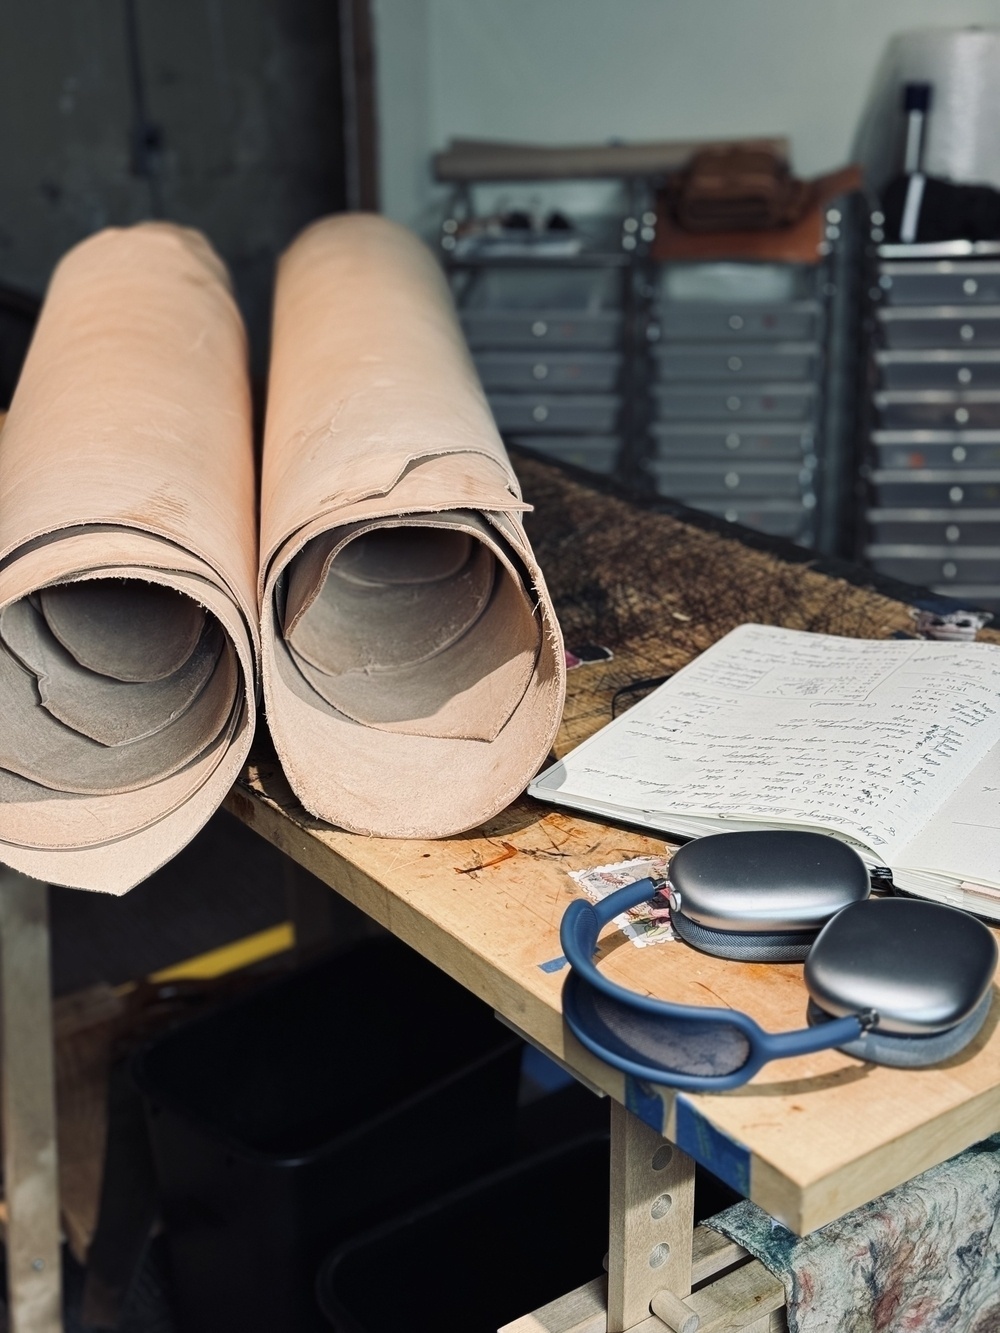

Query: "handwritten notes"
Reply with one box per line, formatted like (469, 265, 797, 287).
(531, 625, 1000, 861)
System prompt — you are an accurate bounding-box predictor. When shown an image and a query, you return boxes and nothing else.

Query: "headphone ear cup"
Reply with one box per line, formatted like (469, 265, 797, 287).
(807, 992, 992, 1067)
(671, 908, 816, 962)
(804, 897, 997, 1067)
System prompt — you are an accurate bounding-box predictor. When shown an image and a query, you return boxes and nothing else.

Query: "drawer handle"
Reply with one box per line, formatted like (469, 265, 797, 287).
(532, 404, 549, 422)
(964, 279, 979, 295)
(532, 363, 549, 380)
(724, 471, 740, 489)
(725, 433, 741, 450)
(946, 524, 961, 541)
(958, 368, 973, 384)
(950, 486, 965, 502)
(728, 315, 744, 330)
(955, 407, 970, 424)
(727, 356, 743, 371)
(531, 320, 548, 337)
(726, 396, 742, 411)
(942, 561, 958, 579)
(960, 324, 975, 341)
(952, 446, 967, 462)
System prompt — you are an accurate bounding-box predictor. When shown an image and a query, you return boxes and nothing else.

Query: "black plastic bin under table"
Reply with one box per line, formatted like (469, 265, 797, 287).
(318, 1134, 611, 1333)
(133, 936, 523, 1333)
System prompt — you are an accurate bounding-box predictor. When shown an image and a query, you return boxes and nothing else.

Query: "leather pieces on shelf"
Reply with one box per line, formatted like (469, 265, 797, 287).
(259, 214, 566, 837)
(0, 224, 259, 892)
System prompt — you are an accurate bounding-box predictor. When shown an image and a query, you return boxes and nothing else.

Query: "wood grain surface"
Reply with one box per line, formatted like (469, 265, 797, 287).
(228, 456, 1000, 1235)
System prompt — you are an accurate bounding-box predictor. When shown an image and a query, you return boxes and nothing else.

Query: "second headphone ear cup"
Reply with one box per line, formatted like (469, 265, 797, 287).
(671, 908, 816, 962)
(807, 993, 992, 1068)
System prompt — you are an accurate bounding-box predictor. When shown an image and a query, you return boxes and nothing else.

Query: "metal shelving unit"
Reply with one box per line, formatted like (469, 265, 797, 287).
(863, 234, 1000, 610)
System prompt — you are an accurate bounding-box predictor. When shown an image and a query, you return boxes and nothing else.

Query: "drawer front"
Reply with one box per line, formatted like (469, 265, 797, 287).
(875, 392, 1000, 429)
(654, 383, 817, 421)
(878, 262, 1000, 306)
(870, 470, 1000, 506)
(867, 551, 1000, 584)
(506, 434, 621, 474)
(489, 392, 619, 432)
(872, 437, 1000, 470)
(650, 461, 808, 499)
(867, 512, 1000, 545)
(694, 498, 813, 539)
(463, 311, 622, 350)
(658, 262, 816, 304)
(654, 342, 819, 382)
(475, 351, 621, 392)
(875, 351, 1000, 390)
(878, 307, 1000, 349)
(652, 423, 813, 460)
(657, 301, 820, 342)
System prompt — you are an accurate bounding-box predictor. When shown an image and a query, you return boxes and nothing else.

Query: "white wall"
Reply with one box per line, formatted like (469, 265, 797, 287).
(374, 0, 1000, 227)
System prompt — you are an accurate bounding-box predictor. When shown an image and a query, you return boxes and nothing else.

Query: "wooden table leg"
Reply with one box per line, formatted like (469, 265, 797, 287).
(0, 869, 63, 1333)
(607, 1102, 695, 1333)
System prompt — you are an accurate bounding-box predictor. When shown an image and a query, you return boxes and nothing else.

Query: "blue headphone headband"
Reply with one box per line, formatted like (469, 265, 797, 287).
(561, 828, 997, 1091)
(560, 877, 868, 1091)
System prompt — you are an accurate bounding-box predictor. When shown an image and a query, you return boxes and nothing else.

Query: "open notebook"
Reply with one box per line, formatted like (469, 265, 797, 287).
(529, 623, 1000, 921)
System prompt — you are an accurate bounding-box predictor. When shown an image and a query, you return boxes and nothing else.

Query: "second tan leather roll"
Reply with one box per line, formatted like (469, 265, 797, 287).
(260, 214, 565, 837)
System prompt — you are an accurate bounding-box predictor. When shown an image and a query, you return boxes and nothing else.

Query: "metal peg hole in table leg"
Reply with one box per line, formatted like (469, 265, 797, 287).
(651, 1145, 673, 1170)
(651, 1192, 673, 1219)
(649, 1242, 670, 1269)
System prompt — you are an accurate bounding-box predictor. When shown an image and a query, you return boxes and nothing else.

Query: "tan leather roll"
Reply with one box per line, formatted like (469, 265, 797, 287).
(0, 224, 258, 892)
(260, 214, 565, 837)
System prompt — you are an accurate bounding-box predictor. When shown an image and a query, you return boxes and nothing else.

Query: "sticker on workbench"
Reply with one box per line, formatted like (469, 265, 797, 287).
(675, 1096, 751, 1197)
(569, 856, 675, 947)
(625, 1075, 665, 1131)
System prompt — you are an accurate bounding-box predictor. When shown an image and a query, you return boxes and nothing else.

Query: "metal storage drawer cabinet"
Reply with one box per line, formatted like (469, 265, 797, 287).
(461, 269, 622, 350)
(505, 435, 621, 474)
(651, 422, 813, 461)
(867, 509, 1000, 546)
(657, 300, 820, 342)
(878, 307, 1000, 349)
(866, 549, 1000, 585)
(654, 342, 820, 382)
(653, 383, 817, 421)
(649, 460, 808, 499)
(875, 391, 1000, 429)
(872, 432, 1000, 470)
(694, 498, 812, 539)
(879, 262, 1000, 306)
(474, 351, 621, 392)
(488, 393, 619, 433)
(870, 470, 1000, 506)
(876, 350, 1000, 390)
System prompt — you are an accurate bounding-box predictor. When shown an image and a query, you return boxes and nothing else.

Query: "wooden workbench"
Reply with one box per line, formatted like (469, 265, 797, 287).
(226, 454, 1000, 1331)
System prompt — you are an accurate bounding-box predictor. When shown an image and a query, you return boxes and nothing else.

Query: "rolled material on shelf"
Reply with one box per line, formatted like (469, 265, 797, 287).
(855, 27, 1000, 193)
(0, 224, 258, 893)
(260, 214, 565, 837)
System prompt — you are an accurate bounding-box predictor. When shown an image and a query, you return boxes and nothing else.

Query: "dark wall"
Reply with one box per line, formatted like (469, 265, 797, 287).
(0, 0, 348, 375)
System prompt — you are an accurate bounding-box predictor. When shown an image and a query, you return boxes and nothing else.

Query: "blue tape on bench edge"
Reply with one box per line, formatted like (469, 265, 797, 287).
(624, 1075, 665, 1130)
(675, 1095, 751, 1196)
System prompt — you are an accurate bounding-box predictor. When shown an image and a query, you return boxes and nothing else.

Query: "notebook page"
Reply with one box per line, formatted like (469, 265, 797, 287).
(895, 740, 1000, 892)
(532, 624, 1000, 859)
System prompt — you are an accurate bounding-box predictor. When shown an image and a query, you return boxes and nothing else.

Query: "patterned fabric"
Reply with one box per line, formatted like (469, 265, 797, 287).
(706, 1134, 1000, 1333)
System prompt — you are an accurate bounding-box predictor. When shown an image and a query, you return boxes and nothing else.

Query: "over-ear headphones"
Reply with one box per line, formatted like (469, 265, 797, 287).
(560, 831, 997, 1090)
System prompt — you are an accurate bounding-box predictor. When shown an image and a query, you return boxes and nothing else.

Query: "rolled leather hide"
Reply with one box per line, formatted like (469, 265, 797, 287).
(0, 224, 258, 892)
(260, 214, 565, 837)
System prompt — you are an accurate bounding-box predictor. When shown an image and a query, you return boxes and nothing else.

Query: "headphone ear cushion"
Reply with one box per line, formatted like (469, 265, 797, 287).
(671, 908, 815, 962)
(807, 992, 992, 1068)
